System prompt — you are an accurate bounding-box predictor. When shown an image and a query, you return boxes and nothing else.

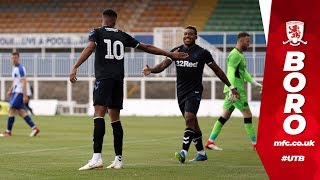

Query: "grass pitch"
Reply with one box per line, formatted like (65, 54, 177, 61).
(0, 115, 267, 179)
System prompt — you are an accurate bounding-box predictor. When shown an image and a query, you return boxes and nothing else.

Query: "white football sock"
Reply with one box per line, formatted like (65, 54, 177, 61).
(115, 155, 122, 161)
(198, 150, 206, 155)
(181, 150, 187, 156)
(92, 153, 101, 163)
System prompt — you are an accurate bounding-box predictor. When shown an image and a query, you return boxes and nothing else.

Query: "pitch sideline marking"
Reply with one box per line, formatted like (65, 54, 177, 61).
(0, 136, 180, 156)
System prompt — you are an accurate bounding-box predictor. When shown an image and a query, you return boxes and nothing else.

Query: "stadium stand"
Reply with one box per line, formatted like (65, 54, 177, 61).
(0, 0, 126, 33)
(0, 0, 194, 33)
(205, 0, 263, 31)
(131, 0, 194, 32)
(0, 0, 263, 33)
(183, 0, 218, 31)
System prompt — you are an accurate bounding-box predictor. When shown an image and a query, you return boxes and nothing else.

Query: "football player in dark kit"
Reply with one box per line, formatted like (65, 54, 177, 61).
(70, 9, 188, 170)
(143, 26, 239, 163)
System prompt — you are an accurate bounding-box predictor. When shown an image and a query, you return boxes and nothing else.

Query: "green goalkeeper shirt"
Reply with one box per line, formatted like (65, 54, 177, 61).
(223, 48, 254, 93)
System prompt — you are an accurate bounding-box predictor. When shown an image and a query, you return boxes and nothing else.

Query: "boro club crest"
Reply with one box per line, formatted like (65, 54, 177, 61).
(283, 21, 307, 46)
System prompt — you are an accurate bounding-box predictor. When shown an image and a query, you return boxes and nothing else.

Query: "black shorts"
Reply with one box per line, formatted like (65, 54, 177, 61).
(178, 91, 202, 115)
(93, 79, 123, 109)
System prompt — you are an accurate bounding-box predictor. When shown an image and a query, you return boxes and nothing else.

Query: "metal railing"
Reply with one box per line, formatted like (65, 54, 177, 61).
(0, 52, 265, 77)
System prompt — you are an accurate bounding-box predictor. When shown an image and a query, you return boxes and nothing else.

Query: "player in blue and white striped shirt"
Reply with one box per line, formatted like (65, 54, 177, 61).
(0, 52, 40, 137)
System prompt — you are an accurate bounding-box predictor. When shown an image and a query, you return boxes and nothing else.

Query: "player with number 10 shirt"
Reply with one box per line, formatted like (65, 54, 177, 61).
(69, 9, 188, 171)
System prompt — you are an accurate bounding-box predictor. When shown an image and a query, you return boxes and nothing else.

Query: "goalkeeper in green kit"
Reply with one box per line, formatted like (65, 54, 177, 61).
(205, 32, 262, 151)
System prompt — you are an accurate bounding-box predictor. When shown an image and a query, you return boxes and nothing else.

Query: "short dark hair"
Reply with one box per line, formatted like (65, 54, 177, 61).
(185, 26, 197, 35)
(237, 32, 250, 40)
(12, 52, 19, 57)
(103, 9, 118, 18)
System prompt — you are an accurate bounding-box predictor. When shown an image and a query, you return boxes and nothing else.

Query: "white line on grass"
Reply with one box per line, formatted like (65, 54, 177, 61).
(0, 136, 180, 156)
(21, 162, 262, 168)
(124, 163, 263, 168)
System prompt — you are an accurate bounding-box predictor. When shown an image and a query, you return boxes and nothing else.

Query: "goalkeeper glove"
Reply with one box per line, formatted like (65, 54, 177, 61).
(252, 80, 263, 94)
(228, 86, 239, 103)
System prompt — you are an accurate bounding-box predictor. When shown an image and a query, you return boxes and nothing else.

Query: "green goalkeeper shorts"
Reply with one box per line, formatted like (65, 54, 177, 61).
(223, 91, 249, 111)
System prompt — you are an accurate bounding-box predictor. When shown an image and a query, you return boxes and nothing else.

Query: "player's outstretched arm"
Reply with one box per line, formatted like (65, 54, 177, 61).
(208, 62, 240, 99)
(208, 62, 232, 87)
(143, 59, 172, 76)
(69, 41, 96, 83)
(137, 43, 188, 60)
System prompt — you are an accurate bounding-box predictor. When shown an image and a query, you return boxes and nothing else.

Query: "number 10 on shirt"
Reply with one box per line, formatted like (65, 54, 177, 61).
(104, 39, 124, 60)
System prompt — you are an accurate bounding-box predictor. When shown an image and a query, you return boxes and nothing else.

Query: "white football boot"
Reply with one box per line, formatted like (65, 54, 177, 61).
(30, 128, 40, 137)
(107, 156, 123, 169)
(78, 159, 103, 171)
